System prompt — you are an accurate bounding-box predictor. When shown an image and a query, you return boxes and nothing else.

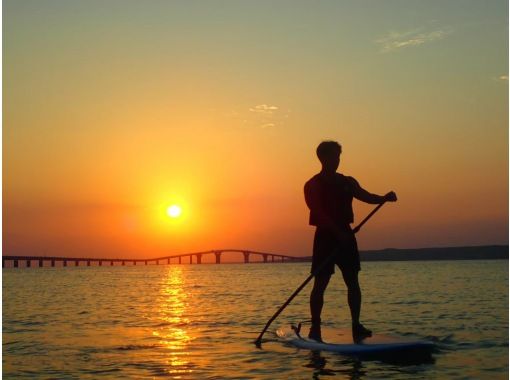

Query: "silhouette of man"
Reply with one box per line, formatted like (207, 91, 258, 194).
(304, 141, 397, 342)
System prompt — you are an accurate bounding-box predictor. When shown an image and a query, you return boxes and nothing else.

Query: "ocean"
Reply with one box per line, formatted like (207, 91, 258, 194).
(2, 260, 508, 379)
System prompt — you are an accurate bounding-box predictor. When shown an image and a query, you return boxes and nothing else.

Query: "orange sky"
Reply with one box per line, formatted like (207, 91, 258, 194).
(3, 1, 508, 259)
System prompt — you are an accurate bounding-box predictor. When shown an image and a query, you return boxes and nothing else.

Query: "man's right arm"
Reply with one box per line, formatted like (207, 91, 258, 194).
(349, 177, 397, 204)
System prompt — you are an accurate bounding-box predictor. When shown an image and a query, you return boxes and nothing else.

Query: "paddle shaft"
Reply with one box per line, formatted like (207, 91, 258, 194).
(352, 202, 385, 234)
(254, 202, 386, 346)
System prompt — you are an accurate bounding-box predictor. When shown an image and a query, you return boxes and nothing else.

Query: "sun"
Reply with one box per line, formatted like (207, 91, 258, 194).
(166, 205, 182, 218)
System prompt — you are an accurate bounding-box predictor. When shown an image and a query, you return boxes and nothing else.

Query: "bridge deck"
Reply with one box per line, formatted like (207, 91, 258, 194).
(2, 249, 309, 268)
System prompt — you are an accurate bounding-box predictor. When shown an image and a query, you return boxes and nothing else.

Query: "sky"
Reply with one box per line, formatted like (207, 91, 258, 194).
(3, 0, 508, 259)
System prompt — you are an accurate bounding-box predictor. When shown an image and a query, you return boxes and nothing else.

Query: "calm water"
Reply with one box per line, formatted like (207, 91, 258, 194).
(3, 260, 508, 379)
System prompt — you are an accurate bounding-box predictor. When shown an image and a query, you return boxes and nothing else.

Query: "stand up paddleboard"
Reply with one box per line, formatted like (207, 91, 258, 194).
(276, 325, 434, 356)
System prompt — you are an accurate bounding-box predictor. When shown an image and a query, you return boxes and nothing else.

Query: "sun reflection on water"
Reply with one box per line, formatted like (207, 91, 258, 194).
(154, 267, 193, 376)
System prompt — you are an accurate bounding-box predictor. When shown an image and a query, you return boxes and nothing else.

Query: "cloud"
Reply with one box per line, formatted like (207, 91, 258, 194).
(492, 75, 509, 83)
(228, 104, 290, 129)
(249, 104, 279, 115)
(376, 28, 451, 53)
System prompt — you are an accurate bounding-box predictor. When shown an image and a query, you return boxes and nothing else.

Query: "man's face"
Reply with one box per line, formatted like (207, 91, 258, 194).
(323, 153, 340, 172)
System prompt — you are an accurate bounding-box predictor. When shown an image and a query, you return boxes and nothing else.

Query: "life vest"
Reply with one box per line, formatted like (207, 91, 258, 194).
(305, 172, 354, 226)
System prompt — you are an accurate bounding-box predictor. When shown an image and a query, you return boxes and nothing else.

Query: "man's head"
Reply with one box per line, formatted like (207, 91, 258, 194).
(316, 141, 342, 172)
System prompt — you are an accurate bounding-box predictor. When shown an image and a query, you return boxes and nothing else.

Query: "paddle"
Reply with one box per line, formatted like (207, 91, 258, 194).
(254, 202, 386, 347)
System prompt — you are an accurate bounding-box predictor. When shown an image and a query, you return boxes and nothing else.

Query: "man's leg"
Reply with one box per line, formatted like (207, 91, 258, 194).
(309, 273, 331, 341)
(340, 268, 361, 324)
(341, 268, 371, 342)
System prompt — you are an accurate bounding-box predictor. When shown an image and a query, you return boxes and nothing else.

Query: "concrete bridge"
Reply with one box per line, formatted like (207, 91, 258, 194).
(2, 249, 309, 268)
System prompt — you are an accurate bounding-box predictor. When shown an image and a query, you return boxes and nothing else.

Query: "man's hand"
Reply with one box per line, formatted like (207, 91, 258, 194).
(384, 191, 397, 202)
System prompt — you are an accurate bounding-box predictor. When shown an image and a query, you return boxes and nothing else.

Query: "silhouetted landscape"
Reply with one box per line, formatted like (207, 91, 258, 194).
(360, 245, 508, 261)
(301, 245, 508, 262)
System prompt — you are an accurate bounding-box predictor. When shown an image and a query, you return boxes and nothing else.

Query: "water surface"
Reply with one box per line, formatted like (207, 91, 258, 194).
(3, 260, 508, 379)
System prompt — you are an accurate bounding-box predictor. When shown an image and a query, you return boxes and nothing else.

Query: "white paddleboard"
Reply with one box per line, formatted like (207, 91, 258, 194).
(276, 325, 434, 355)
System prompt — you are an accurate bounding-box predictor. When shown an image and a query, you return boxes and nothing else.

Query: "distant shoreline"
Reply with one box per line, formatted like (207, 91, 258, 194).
(295, 245, 509, 262)
(3, 245, 507, 266)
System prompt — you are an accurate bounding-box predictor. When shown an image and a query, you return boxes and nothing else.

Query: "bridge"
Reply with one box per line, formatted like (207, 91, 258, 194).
(2, 249, 309, 268)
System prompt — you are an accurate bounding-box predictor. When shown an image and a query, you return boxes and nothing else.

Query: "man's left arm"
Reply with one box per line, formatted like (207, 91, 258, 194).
(349, 177, 397, 204)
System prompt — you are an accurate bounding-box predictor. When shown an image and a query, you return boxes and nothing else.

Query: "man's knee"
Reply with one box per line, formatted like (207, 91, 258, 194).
(341, 269, 360, 289)
(312, 274, 331, 292)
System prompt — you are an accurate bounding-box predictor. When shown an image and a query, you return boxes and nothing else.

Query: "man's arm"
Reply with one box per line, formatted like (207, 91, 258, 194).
(349, 177, 397, 204)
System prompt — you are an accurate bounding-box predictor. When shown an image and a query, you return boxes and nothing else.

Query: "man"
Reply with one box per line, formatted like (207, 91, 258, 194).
(304, 141, 397, 342)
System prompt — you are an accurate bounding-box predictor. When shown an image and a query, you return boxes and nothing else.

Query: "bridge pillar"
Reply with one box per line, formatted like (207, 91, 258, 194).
(215, 252, 221, 264)
(51, 260, 55, 267)
(197, 254, 202, 264)
(75, 260, 79, 266)
(262, 254, 268, 263)
(63, 260, 67, 267)
(145, 260, 148, 265)
(167, 258, 170, 265)
(2, 259, 5, 268)
(179, 257, 182, 264)
(111, 261, 114, 266)
(133, 261, 136, 266)
(122, 261, 125, 266)
(189, 255, 192, 264)
(272, 255, 275, 262)
(26, 260, 31, 268)
(39, 259, 43, 267)
(99, 261, 102, 266)
(243, 251, 250, 264)
(14, 260, 19, 268)
(87, 261, 91, 266)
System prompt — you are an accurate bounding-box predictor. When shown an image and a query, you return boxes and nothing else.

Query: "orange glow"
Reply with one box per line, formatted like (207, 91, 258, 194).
(3, 1, 507, 259)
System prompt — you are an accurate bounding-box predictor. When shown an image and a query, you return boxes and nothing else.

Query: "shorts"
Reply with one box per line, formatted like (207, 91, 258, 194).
(311, 227, 360, 276)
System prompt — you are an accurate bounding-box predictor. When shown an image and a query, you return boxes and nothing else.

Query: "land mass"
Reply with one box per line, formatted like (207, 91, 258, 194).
(361, 245, 508, 261)
(300, 245, 508, 262)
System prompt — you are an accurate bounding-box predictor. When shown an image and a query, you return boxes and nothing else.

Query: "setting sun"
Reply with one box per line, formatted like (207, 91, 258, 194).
(167, 205, 182, 218)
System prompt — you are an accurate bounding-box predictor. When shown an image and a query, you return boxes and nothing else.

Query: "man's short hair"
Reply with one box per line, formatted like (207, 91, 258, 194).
(316, 141, 342, 163)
